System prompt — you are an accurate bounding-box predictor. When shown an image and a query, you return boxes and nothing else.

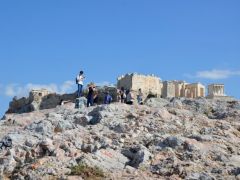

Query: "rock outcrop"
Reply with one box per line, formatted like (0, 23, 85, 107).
(6, 86, 117, 114)
(0, 97, 240, 179)
(6, 89, 77, 114)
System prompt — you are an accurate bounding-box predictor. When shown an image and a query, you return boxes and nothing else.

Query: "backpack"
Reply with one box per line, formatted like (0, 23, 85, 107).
(75, 77, 78, 84)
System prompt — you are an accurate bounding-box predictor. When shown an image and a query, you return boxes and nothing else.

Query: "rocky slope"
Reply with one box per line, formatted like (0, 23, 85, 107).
(0, 97, 240, 180)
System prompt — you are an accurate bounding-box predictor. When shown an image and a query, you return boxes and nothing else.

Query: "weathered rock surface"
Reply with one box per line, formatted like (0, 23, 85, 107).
(0, 98, 240, 179)
(6, 86, 118, 114)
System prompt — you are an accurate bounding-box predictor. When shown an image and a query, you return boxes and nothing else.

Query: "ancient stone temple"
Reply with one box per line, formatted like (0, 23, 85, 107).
(207, 84, 235, 100)
(162, 81, 205, 98)
(117, 73, 163, 97)
(208, 84, 225, 98)
(173, 81, 188, 97)
(117, 73, 206, 99)
(185, 83, 206, 98)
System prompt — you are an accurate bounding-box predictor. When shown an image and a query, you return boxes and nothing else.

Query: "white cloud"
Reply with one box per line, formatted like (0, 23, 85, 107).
(59, 81, 75, 94)
(186, 69, 240, 80)
(95, 81, 115, 87)
(4, 81, 75, 98)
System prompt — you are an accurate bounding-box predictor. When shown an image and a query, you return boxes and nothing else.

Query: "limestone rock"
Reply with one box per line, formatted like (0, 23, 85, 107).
(121, 145, 152, 168)
(145, 98, 169, 108)
(75, 97, 87, 109)
(78, 148, 129, 171)
(162, 136, 184, 149)
(0, 98, 240, 179)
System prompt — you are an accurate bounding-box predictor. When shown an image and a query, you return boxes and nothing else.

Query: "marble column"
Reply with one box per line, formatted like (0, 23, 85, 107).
(214, 86, 217, 96)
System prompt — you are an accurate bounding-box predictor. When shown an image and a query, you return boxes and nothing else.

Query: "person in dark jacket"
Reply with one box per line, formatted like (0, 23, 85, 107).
(120, 87, 126, 103)
(137, 88, 144, 105)
(87, 86, 94, 107)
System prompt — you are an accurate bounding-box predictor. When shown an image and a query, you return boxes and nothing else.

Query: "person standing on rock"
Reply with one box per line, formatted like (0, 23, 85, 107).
(87, 84, 94, 107)
(120, 87, 126, 103)
(76, 71, 85, 97)
(137, 88, 144, 105)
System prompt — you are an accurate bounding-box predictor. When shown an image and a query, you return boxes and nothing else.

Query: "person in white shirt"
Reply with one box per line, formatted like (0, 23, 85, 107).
(76, 71, 85, 97)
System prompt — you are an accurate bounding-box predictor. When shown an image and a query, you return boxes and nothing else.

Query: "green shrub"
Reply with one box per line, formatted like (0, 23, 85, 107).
(70, 164, 105, 179)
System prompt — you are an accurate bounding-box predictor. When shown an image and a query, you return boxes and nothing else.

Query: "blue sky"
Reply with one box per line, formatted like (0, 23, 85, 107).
(0, 0, 240, 116)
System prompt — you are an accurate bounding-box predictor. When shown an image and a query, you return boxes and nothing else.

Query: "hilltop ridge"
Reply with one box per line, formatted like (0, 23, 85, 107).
(0, 97, 240, 179)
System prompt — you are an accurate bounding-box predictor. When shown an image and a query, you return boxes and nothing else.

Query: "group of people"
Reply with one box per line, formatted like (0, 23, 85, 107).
(76, 70, 144, 107)
(76, 71, 113, 107)
(117, 87, 144, 105)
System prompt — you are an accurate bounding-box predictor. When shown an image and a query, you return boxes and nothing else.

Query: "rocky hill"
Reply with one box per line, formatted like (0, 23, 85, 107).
(0, 97, 240, 180)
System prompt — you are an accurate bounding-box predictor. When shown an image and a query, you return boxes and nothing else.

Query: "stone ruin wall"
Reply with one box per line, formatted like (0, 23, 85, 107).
(185, 83, 205, 98)
(7, 89, 77, 114)
(117, 74, 133, 91)
(117, 73, 162, 97)
(117, 74, 207, 99)
(29, 89, 51, 102)
(162, 81, 175, 98)
(131, 74, 162, 97)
